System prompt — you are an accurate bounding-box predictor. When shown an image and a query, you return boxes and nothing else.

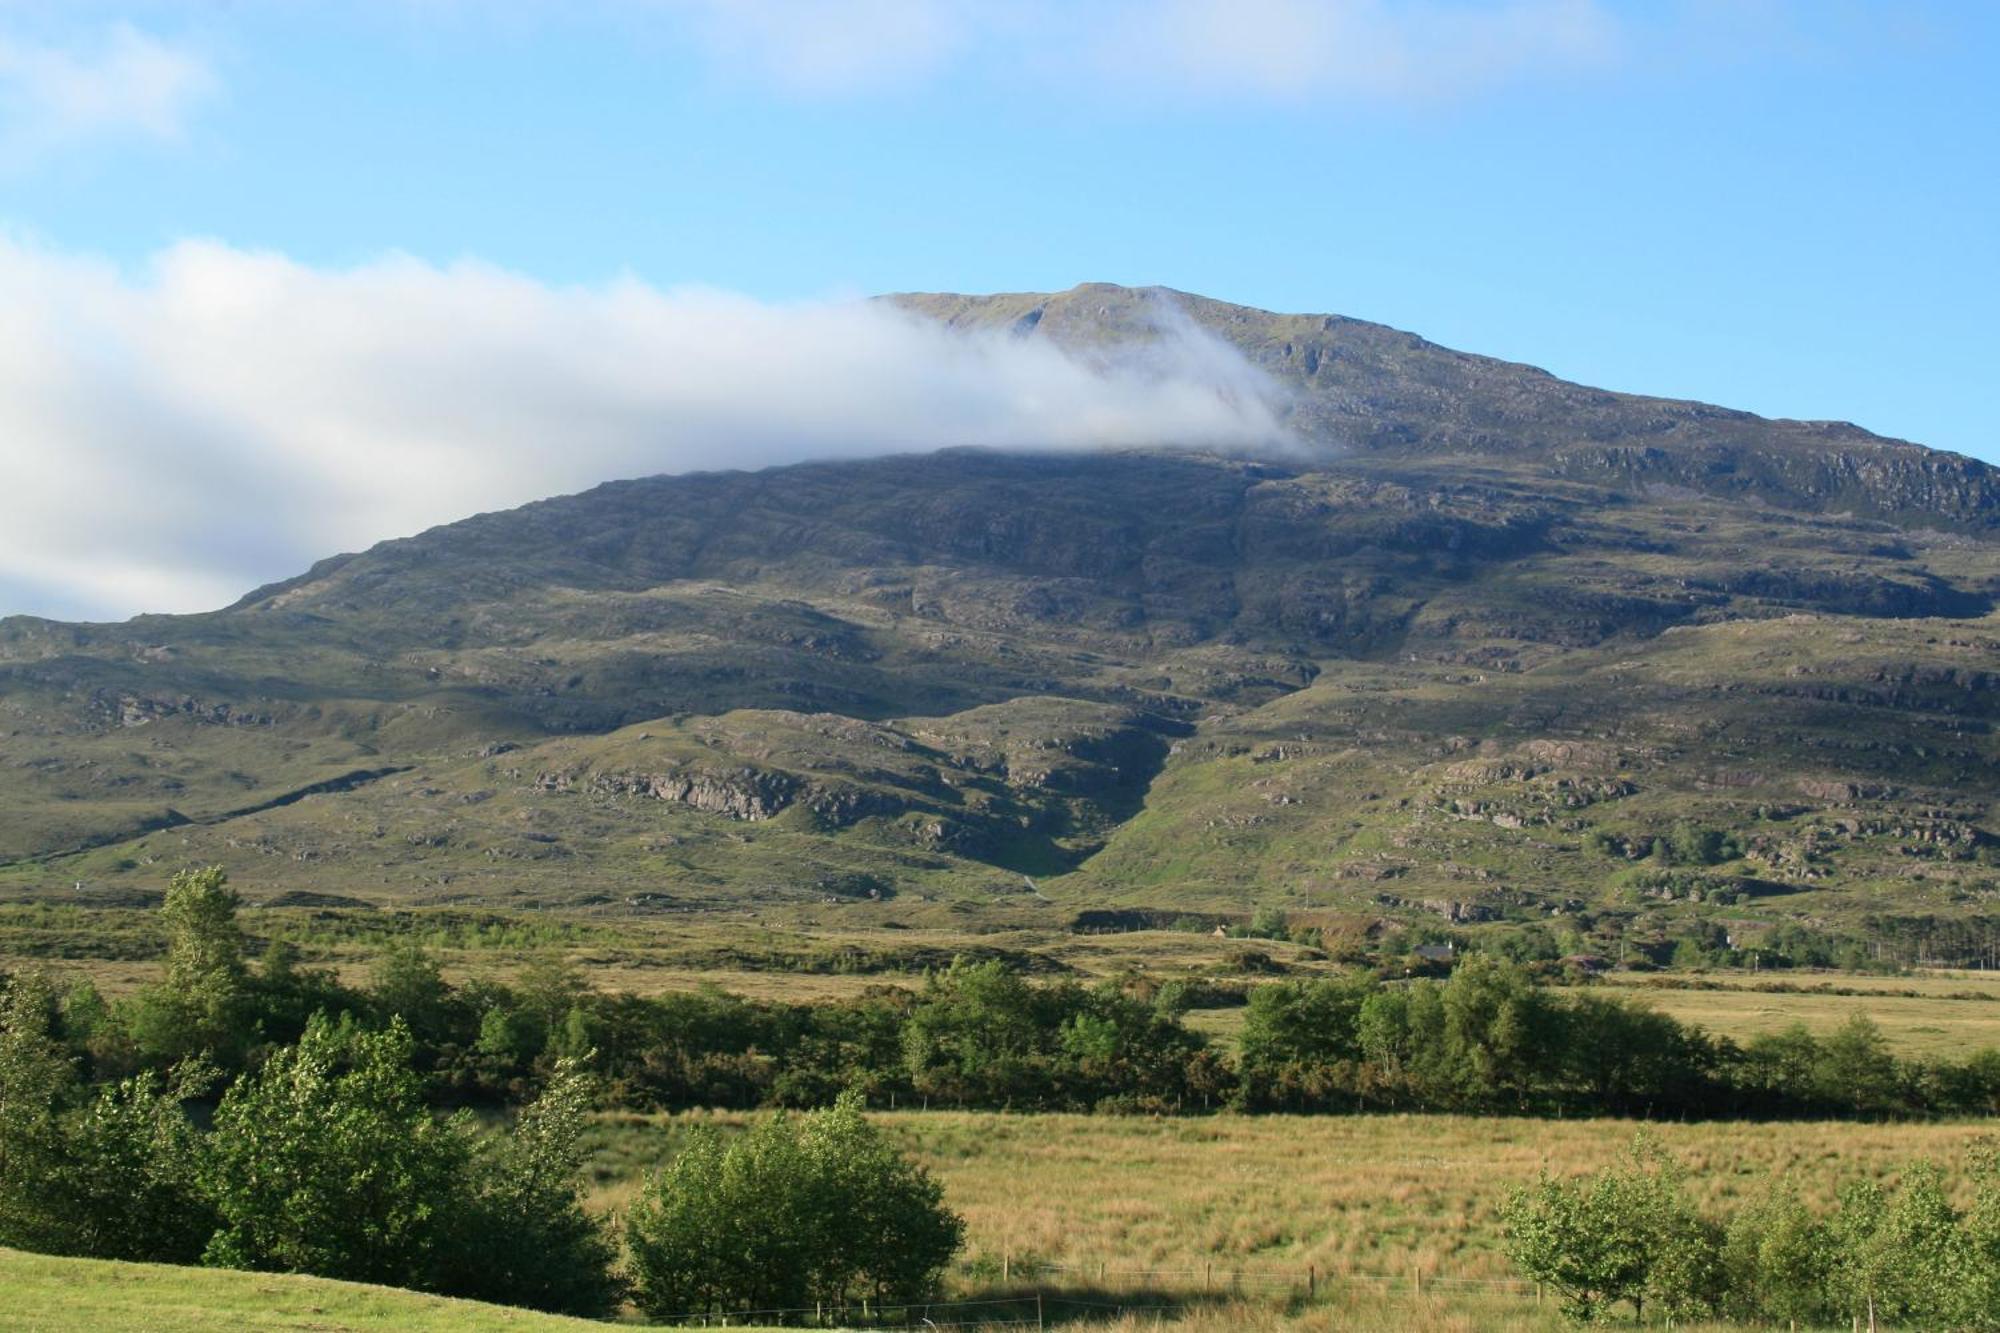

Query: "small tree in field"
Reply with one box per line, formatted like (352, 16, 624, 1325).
(1502, 1134, 1721, 1322)
(1721, 1178, 1835, 1326)
(626, 1092, 963, 1320)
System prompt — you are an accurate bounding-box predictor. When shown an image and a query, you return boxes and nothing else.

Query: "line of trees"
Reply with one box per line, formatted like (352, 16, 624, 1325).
(11, 868, 2000, 1123)
(1503, 1134, 2000, 1327)
(1, 964, 962, 1320)
(0, 976, 620, 1314)
(1234, 956, 2000, 1117)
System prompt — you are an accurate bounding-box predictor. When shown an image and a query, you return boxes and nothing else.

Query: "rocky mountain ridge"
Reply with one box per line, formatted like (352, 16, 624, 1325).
(1, 285, 1994, 941)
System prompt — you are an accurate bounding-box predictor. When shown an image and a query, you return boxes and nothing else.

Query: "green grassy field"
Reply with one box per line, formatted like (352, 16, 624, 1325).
(0, 1249, 618, 1332)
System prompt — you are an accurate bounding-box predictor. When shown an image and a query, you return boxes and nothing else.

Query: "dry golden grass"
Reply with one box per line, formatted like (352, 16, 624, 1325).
(583, 1109, 1992, 1329)
(1572, 981, 2000, 1058)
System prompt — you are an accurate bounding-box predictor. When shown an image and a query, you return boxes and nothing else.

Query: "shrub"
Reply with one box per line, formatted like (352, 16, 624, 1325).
(626, 1092, 963, 1320)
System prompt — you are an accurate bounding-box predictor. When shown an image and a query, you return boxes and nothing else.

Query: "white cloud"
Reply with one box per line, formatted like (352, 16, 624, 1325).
(0, 22, 215, 162)
(668, 0, 1622, 100)
(674, 0, 977, 95)
(392, 0, 1626, 102)
(1110, 0, 1622, 101)
(0, 239, 1290, 622)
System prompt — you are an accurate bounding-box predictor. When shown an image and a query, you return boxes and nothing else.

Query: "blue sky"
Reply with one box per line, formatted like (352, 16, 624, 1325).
(0, 1, 1996, 619)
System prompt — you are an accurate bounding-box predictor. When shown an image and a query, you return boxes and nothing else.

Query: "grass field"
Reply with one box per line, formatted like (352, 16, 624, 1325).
(1565, 971, 2000, 1058)
(579, 1109, 1996, 1329)
(0, 1248, 615, 1332)
(6, 1111, 1990, 1330)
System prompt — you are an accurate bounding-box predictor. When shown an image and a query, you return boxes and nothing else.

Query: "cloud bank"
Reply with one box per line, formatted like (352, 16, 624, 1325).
(0, 240, 1289, 623)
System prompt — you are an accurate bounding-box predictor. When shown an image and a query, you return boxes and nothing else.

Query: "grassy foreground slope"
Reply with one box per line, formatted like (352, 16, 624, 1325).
(0, 1249, 629, 1332)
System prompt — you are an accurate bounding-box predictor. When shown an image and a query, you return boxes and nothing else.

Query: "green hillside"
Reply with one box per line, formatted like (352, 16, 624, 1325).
(1, 286, 1995, 952)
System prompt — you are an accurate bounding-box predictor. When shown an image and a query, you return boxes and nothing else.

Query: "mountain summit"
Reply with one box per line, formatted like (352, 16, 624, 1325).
(2, 287, 1995, 947)
(889, 283, 1996, 530)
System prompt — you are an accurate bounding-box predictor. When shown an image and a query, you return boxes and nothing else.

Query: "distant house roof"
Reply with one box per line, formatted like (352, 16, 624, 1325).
(1412, 943, 1456, 962)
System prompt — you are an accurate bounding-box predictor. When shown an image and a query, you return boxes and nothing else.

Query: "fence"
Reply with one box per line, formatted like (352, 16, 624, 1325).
(648, 1259, 1546, 1327)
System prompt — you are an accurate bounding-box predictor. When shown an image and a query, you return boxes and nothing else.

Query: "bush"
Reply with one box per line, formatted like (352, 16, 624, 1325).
(626, 1092, 963, 1320)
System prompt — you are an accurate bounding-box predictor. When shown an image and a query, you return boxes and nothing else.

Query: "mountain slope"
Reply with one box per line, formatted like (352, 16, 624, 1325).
(1, 285, 1995, 944)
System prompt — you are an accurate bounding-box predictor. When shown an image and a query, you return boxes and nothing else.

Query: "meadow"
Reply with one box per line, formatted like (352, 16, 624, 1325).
(578, 1109, 1996, 1329)
(1568, 973, 2000, 1059)
(0, 1248, 609, 1332)
(8, 1110, 1988, 1330)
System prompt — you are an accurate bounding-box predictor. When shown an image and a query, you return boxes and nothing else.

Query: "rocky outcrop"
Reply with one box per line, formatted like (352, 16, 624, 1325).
(536, 763, 901, 825)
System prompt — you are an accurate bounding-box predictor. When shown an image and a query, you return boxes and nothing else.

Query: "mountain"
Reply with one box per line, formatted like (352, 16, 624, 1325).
(2, 285, 1995, 948)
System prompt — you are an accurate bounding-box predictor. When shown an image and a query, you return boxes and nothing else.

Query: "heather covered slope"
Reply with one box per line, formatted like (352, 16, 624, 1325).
(1, 287, 1995, 940)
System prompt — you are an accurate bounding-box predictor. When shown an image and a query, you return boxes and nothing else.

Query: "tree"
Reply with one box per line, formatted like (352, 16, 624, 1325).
(1813, 1013, 1903, 1115)
(1721, 1178, 1834, 1326)
(1829, 1163, 1979, 1327)
(129, 866, 254, 1064)
(902, 960, 1051, 1106)
(367, 943, 454, 1044)
(0, 973, 81, 1254)
(1502, 1134, 1721, 1322)
(200, 1015, 475, 1289)
(1439, 955, 1562, 1109)
(626, 1093, 963, 1320)
(442, 1057, 623, 1316)
(0, 972, 212, 1262)
(59, 1066, 218, 1263)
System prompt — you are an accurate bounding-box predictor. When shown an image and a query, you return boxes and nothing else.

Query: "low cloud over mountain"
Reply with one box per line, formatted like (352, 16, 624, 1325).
(0, 239, 1288, 621)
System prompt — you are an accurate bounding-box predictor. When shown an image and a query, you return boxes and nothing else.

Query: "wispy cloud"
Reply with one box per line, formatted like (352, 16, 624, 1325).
(673, 0, 978, 96)
(1116, 0, 1623, 102)
(0, 239, 1289, 622)
(400, 0, 1628, 102)
(0, 22, 215, 164)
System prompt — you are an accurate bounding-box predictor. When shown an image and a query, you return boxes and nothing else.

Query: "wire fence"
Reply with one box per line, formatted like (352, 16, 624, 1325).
(646, 1260, 1546, 1327)
(650, 1292, 1173, 1329)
